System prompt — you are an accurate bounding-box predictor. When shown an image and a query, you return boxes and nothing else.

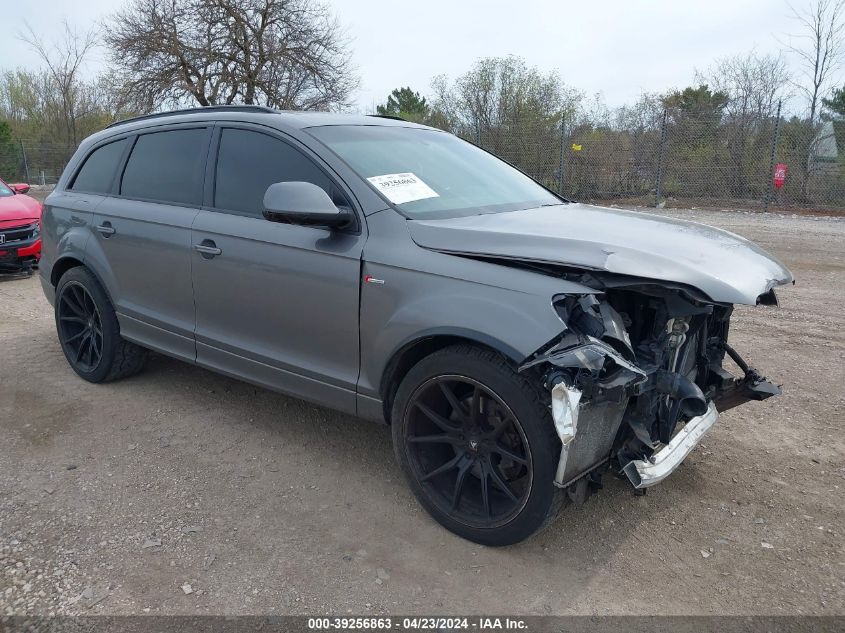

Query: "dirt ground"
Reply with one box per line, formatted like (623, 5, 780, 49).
(1, 207, 843, 616)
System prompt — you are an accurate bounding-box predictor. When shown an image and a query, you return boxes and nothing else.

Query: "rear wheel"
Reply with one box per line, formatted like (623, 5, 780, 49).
(392, 345, 563, 546)
(55, 267, 147, 383)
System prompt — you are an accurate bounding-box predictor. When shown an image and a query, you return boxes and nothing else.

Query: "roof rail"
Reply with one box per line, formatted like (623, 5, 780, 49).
(106, 105, 278, 129)
(366, 114, 407, 122)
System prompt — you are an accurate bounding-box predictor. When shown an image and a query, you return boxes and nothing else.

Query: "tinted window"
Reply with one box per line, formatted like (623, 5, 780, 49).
(121, 129, 207, 205)
(214, 128, 346, 217)
(71, 138, 130, 193)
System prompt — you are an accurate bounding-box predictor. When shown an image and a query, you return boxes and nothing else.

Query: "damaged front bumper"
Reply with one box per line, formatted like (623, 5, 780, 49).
(622, 401, 718, 488)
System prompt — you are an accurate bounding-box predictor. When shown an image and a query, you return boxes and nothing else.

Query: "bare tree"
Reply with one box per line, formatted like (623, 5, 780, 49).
(430, 57, 580, 135)
(783, 0, 845, 197)
(429, 57, 581, 191)
(704, 52, 790, 123)
(701, 52, 791, 196)
(613, 93, 664, 133)
(786, 0, 845, 124)
(104, 0, 358, 111)
(19, 20, 100, 147)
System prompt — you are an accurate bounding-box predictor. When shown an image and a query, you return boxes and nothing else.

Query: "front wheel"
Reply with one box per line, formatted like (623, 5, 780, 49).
(391, 345, 563, 546)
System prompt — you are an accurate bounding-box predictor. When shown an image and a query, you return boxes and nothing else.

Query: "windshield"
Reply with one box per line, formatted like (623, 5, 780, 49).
(0, 180, 12, 197)
(307, 125, 562, 219)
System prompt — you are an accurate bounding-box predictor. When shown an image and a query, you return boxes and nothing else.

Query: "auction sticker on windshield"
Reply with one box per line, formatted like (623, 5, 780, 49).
(367, 172, 439, 205)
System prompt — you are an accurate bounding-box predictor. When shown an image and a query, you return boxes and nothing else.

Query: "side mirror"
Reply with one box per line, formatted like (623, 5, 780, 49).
(262, 181, 352, 229)
(11, 183, 30, 195)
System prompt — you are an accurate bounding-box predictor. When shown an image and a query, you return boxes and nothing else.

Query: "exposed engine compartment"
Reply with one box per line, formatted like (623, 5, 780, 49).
(519, 276, 782, 495)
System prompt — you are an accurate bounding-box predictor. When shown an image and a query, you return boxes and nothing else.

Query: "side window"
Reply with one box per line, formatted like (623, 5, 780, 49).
(121, 128, 208, 205)
(214, 128, 348, 217)
(70, 138, 130, 193)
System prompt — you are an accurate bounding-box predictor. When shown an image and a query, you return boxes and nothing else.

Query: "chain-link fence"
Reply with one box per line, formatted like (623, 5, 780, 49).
(2, 107, 843, 212)
(0, 140, 74, 186)
(462, 104, 845, 212)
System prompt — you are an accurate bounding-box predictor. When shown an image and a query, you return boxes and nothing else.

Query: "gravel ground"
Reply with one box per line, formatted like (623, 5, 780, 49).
(1, 207, 843, 616)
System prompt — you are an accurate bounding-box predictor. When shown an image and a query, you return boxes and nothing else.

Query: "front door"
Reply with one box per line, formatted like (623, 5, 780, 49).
(190, 126, 364, 413)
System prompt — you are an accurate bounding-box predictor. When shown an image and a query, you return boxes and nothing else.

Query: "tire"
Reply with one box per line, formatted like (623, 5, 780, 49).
(55, 266, 147, 383)
(391, 344, 564, 546)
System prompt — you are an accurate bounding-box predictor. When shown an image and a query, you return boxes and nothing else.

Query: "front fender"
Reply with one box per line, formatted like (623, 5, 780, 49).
(357, 209, 600, 400)
(358, 264, 586, 399)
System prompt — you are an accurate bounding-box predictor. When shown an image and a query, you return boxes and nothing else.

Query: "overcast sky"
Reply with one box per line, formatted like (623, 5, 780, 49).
(1, 0, 838, 114)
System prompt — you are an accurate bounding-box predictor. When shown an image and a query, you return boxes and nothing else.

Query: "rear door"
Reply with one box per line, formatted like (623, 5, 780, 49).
(190, 125, 365, 413)
(43, 136, 132, 289)
(87, 125, 211, 361)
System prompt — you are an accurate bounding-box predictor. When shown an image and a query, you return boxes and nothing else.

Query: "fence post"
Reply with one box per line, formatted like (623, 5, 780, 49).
(763, 100, 782, 213)
(654, 108, 668, 207)
(19, 140, 30, 183)
(558, 115, 566, 196)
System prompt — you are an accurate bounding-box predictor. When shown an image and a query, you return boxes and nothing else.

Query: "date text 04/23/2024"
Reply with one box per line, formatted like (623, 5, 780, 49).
(307, 617, 528, 630)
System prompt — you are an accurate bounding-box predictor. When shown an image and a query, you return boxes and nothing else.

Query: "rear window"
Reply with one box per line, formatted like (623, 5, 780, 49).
(120, 129, 208, 205)
(71, 138, 130, 193)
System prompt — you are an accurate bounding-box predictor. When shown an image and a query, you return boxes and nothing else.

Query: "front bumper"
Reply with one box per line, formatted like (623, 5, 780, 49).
(622, 401, 719, 489)
(0, 237, 41, 271)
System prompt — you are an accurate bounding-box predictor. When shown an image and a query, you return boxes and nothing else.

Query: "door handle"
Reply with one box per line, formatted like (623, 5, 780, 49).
(96, 222, 115, 237)
(194, 240, 222, 258)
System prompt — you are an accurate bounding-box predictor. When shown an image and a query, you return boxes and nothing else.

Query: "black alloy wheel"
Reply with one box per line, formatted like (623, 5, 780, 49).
(57, 281, 104, 373)
(393, 345, 563, 545)
(403, 375, 533, 528)
(54, 266, 147, 383)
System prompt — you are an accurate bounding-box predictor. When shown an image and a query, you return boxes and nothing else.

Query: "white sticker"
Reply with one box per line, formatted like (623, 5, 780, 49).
(367, 172, 439, 205)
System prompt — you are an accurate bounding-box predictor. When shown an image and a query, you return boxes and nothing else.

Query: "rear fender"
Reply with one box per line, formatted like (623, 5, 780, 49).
(40, 191, 99, 292)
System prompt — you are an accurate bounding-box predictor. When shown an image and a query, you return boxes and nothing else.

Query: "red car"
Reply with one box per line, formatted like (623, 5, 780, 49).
(0, 177, 42, 273)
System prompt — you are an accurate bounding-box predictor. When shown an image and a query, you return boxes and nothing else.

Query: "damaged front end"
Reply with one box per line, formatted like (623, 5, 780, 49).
(519, 286, 782, 496)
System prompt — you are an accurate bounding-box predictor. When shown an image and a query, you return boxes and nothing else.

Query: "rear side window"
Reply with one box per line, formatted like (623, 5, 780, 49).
(214, 128, 347, 217)
(121, 128, 207, 205)
(71, 138, 130, 193)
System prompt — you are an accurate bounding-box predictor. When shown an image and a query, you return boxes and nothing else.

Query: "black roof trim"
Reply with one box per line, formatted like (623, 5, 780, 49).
(366, 114, 407, 122)
(106, 105, 279, 129)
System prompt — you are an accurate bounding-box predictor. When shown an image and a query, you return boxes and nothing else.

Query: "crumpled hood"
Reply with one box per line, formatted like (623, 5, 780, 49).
(408, 203, 793, 305)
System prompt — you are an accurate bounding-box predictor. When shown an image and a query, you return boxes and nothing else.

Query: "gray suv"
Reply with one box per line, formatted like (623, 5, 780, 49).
(40, 106, 792, 545)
